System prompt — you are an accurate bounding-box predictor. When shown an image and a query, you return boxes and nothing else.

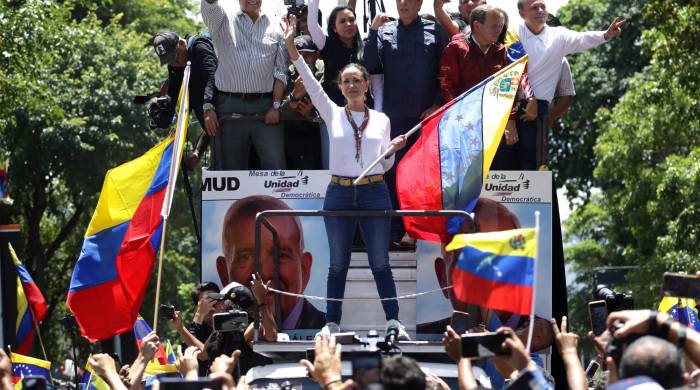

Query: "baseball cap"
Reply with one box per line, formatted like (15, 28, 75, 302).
(152, 31, 180, 65)
(294, 35, 318, 53)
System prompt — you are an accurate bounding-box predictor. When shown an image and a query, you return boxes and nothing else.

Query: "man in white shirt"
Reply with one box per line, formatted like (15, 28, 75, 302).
(515, 0, 624, 169)
(202, 0, 288, 170)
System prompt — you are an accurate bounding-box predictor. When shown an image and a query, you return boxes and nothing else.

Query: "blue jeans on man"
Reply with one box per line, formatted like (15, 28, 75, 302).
(323, 181, 399, 323)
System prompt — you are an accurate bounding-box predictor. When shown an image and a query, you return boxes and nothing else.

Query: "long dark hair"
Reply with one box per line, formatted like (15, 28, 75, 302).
(327, 6, 363, 56)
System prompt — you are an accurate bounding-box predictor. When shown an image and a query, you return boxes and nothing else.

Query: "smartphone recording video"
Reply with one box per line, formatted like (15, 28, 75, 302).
(588, 300, 608, 336)
(663, 272, 700, 299)
(450, 310, 472, 335)
(460, 332, 509, 359)
(351, 352, 382, 389)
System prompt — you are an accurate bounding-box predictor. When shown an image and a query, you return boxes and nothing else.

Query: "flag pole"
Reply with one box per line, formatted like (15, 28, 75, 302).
(153, 62, 191, 331)
(152, 218, 169, 332)
(526, 210, 540, 352)
(353, 122, 422, 185)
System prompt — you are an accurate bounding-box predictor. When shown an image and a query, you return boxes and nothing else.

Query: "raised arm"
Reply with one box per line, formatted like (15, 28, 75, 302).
(363, 13, 390, 73)
(307, 0, 327, 50)
(285, 16, 335, 122)
(201, 0, 227, 33)
(433, 0, 461, 38)
(559, 18, 624, 56)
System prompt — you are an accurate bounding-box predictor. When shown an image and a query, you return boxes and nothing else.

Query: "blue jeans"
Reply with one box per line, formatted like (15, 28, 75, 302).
(323, 181, 399, 323)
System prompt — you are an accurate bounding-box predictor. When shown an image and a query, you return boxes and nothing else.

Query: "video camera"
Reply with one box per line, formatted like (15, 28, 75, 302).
(133, 92, 176, 130)
(595, 284, 634, 313)
(285, 0, 305, 19)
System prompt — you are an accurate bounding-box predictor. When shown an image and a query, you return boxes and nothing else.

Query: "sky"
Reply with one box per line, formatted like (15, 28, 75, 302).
(259, 0, 569, 32)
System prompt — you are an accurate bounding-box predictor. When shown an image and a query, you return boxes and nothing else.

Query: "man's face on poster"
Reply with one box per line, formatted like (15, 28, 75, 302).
(217, 214, 312, 323)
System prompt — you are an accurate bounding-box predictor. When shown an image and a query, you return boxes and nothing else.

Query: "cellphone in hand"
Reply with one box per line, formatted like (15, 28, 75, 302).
(450, 310, 472, 335)
(588, 300, 608, 336)
(585, 360, 600, 379)
(663, 272, 700, 299)
(460, 332, 509, 359)
(159, 304, 176, 320)
(351, 352, 382, 389)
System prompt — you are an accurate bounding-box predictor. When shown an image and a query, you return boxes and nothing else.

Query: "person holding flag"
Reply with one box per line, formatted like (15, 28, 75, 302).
(284, 15, 410, 340)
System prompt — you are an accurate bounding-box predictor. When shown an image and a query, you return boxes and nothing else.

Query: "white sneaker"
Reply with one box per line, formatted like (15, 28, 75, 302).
(386, 319, 411, 341)
(317, 322, 341, 338)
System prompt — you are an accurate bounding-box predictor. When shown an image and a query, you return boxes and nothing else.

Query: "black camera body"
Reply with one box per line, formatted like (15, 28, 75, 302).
(595, 284, 634, 313)
(147, 95, 176, 129)
(285, 0, 305, 18)
(212, 310, 249, 333)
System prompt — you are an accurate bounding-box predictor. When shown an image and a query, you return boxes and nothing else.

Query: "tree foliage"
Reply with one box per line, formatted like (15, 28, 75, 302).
(552, 0, 649, 199)
(0, 0, 200, 361)
(564, 0, 700, 345)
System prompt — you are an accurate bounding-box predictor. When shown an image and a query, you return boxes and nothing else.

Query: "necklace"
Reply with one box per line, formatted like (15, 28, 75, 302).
(344, 105, 370, 166)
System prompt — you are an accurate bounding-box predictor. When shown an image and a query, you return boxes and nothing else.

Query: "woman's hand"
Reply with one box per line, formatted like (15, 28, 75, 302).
(391, 134, 407, 150)
(283, 15, 300, 61)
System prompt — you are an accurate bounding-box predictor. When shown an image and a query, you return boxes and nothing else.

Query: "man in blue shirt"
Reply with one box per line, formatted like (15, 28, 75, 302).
(364, 0, 448, 244)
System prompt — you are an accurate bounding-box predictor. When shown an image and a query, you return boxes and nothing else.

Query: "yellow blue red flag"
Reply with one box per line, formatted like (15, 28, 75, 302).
(397, 57, 528, 242)
(659, 296, 700, 331)
(11, 353, 51, 386)
(9, 244, 47, 355)
(447, 228, 537, 315)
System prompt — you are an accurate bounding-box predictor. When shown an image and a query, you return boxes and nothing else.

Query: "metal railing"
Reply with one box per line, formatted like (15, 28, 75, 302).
(252, 209, 474, 340)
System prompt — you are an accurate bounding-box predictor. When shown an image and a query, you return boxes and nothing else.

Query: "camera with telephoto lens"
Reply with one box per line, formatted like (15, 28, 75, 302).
(133, 92, 176, 129)
(595, 284, 634, 313)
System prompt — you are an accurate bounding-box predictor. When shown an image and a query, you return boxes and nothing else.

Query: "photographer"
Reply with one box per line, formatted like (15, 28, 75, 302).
(280, 34, 324, 169)
(604, 309, 698, 387)
(202, 282, 275, 376)
(151, 31, 218, 170)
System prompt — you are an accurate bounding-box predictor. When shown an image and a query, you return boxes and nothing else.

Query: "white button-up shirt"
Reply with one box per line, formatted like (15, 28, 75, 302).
(518, 24, 605, 102)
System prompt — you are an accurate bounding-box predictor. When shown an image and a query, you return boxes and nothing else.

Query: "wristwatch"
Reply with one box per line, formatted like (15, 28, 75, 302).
(203, 103, 215, 111)
(272, 101, 282, 110)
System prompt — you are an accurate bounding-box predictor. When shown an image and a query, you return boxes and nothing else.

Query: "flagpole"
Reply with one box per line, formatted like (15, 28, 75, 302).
(526, 210, 540, 352)
(353, 122, 422, 185)
(153, 218, 168, 332)
(153, 62, 190, 331)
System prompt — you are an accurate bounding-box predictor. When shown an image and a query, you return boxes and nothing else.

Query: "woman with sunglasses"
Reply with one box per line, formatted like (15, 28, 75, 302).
(285, 15, 410, 340)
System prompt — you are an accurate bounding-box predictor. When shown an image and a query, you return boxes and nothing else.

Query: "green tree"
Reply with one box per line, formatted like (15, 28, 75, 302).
(564, 0, 700, 349)
(552, 0, 649, 199)
(0, 0, 201, 361)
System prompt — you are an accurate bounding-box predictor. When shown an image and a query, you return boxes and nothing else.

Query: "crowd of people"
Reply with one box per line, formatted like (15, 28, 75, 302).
(6, 278, 700, 390)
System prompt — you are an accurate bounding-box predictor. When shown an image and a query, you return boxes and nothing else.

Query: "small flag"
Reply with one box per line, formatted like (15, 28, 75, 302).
(659, 296, 700, 332)
(80, 357, 110, 390)
(133, 317, 168, 364)
(0, 159, 12, 205)
(9, 244, 47, 355)
(11, 353, 51, 386)
(447, 228, 537, 315)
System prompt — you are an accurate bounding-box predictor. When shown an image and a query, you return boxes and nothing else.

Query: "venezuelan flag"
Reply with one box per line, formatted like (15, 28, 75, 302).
(396, 57, 528, 243)
(447, 228, 537, 315)
(66, 136, 174, 342)
(144, 357, 180, 390)
(79, 357, 110, 390)
(11, 353, 51, 385)
(133, 317, 168, 364)
(659, 296, 700, 332)
(9, 244, 47, 355)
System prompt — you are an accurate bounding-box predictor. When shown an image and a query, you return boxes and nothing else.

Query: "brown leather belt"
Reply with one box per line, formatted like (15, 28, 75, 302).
(330, 174, 384, 186)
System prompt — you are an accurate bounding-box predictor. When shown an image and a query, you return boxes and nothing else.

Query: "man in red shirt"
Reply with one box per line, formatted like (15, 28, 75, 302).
(439, 4, 535, 165)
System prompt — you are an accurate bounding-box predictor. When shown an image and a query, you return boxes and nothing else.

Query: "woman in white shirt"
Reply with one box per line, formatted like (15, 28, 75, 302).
(285, 16, 409, 339)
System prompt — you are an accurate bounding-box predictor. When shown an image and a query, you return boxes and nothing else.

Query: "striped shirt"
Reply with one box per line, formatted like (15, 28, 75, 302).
(201, 0, 288, 93)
